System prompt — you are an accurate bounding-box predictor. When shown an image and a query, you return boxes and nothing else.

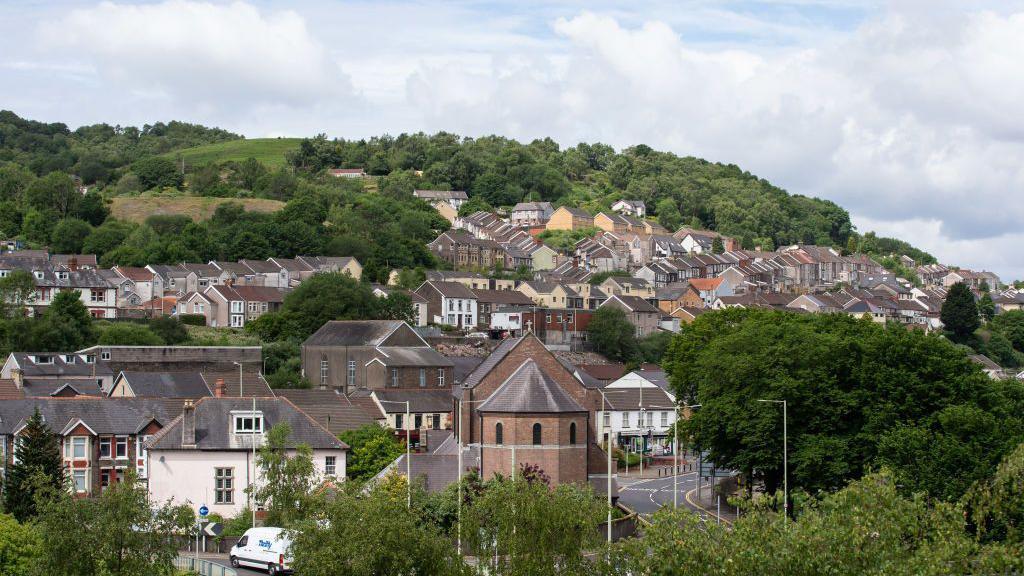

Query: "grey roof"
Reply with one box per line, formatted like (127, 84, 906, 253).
(421, 280, 477, 299)
(22, 378, 104, 397)
(371, 347, 454, 367)
(240, 259, 284, 274)
(471, 289, 535, 306)
(601, 386, 675, 410)
(275, 388, 376, 435)
(118, 371, 212, 398)
(414, 189, 469, 200)
(450, 357, 484, 385)
(557, 358, 606, 389)
(374, 389, 455, 414)
(201, 371, 274, 398)
(461, 336, 523, 389)
(607, 295, 661, 313)
(478, 359, 585, 413)
(304, 320, 406, 347)
(8, 353, 115, 378)
(0, 398, 183, 435)
(385, 446, 480, 493)
(148, 397, 346, 451)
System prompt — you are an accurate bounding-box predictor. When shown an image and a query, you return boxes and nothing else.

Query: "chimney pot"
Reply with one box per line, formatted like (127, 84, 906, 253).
(214, 378, 225, 398)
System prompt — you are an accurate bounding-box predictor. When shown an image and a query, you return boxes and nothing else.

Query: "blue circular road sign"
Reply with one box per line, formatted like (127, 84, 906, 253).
(199, 505, 209, 517)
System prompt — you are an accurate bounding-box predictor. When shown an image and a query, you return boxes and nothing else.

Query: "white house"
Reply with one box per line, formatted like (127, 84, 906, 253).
(596, 370, 677, 455)
(147, 397, 347, 517)
(414, 281, 479, 329)
(611, 200, 646, 218)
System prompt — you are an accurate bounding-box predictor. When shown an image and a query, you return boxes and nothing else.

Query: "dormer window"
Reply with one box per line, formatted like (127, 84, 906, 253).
(85, 355, 95, 364)
(33, 271, 43, 280)
(233, 412, 264, 434)
(63, 355, 75, 364)
(57, 271, 69, 281)
(35, 355, 53, 364)
(0, 270, 8, 278)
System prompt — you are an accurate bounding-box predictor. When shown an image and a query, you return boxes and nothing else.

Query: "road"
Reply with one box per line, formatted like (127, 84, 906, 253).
(617, 471, 734, 523)
(202, 555, 268, 576)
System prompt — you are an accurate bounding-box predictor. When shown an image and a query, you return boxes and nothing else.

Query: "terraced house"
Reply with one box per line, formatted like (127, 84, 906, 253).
(428, 230, 508, 270)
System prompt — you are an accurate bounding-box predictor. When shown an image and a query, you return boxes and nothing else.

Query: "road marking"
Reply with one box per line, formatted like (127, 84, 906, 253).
(684, 486, 733, 526)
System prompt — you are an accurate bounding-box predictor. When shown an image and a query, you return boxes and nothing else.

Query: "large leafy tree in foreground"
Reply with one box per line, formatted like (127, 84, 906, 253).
(2, 409, 63, 521)
(941, 281, 980, 341)
(664, 308, 1024, 501)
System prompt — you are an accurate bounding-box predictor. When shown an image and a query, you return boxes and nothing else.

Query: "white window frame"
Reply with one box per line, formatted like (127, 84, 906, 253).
(230, 314, 244, 327)
(214, 467, 234, 504)
(347, 360, 356, 386)
(64, 436, 89, 460)
(233, 413, 264, 434)
(391, 369, 399, 387)
(325, 456, 336, 476)
(99, 437, 111, 459)
(230, 301, 244, 313)
(71, 468, 89, 493)
(621, 411, 630, 428)
(419, 369, 426, 387)
(437, 368, 445, 387)
(320, 360, 328, 385)
(114, 436, 128, 459)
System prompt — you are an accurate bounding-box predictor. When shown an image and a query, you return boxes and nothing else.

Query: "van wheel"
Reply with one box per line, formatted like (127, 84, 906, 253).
(230, 556, 239, 568)
(268, 564, 278, 575)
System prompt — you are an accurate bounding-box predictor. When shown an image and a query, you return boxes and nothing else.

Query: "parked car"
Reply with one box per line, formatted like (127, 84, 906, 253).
(466, 332, 489, 338)
(230, 527, 293, 575)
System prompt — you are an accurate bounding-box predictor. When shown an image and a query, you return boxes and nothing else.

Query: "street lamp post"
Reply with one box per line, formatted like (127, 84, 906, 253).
(758, 399, 787, 524)
(232, 361, 244, 397)
(596, 390, 614, 546)
(378, 400, 412, 509)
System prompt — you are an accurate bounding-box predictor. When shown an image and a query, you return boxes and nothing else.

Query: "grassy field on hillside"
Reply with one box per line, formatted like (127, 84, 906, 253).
(160, 138, 301, 169)
(110, 196, 285, 223)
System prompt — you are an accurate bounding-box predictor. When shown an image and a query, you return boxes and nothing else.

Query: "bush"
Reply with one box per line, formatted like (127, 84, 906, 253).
(148, 316, 189, 344)
(178, 314, 206, 326)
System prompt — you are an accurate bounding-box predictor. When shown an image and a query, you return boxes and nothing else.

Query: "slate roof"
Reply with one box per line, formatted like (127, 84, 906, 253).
(0, 379, 24, 400)
(478, 359, 585, 413)
(118, 371, 212, 398)
(370, 347, 454, 367)
(207, 284, 288, 303)
(414, 189, 469, 200)
(240, 259, 284, 274)
(601, 386, 675, 410)
(304, 320, 406, 347)
(275, 388, 376, 435)
(461, 336, 523, 389)
(450, 357, 484, 385)
(422, 280, 477, 299)
(607, 295, 661, 313)
(8, 353, 114, 378)
(22, 378, 104, 397)
(470, 289, 535, 306)
(201, 371, 274, 397)
(148, 397, 346, 451)
(384, 447, 481, 493)
(374, 389, 454, 414)
(346, 390, 385, 419)
(0, 398, 182, 436)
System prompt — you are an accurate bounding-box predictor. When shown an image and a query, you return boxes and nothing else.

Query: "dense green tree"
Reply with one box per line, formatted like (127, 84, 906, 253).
(989, 310, 1024, 351)
(131, 157, 182, 190)
(250, 423, 318, 528)
(147, 316, 189, 344)
(31, 290, 95, 351)
(608, 470, 1022, 576)
(978, 292, 996, 321)
(77, 190, 109, 226)
(338, 425, 405, 482)
(587, 306, 640, 362)
(24, 171, 78, 218)
(34, 471, 193, 576)
(0, 164, 35, 202)
(49, 218, 92, 253)
(0, 513, 42, 575)
(291, 477, 465, 576)
(83, 219, 135, 259)
(20, 208, 55, 244)
(0, 269, 37, 317)
(941, 282, 981, 341)
(655, 198, 681, 231)
(2, 409, 64, 521)
(666, 308, 1024, 502)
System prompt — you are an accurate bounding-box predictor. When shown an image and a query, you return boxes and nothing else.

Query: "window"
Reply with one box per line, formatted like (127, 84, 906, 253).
(347, 360, 356, 386)
(545, 313, 552, 323)
(194, 303, 204, 314)
(391, 369, 399, 387)
(414, 414, 423, 429)
(567, 312, 574, 323)
(661, 412, 669, 426)
(448, 300, 454, 311)
(101, 351, 110, 360)
(36, 355, 53, 364)
(569, 422, 577, 445)
(64, 436, 88, 460)
(138, 435, 151, 478)
(603, 412, 610, 427)
(85, 355, 95, 364)
(230, 314, 244, 327)
(464, 314, 472, 325)
(457, 300, 463, 311)
(214, 468, 234, 504)
(64, 355, 75, 364)
(90, 289, 104, 303)
(230, 301, 243, 313)
(437, 369, 445, 387)
(495, 423, 503, 445)
(248, 302, 259, 312)
(71, 469, 88, 493)
(646, 412, 654, 427)
(233, 414, 263, 434)
(556, 314, 562, 323)
(395, 413, 403, 430)
(325, 456, 336, 476)
(432, 414, 440, 430)
(99, 437, 111, 458)
(115, 436, 128, 459)
(100, 469, 111, 489)
(320, 358, 329, 385)
(621, 412, 630, 428)
(532, 423, 542, 445)
(419, 369, 426, 387)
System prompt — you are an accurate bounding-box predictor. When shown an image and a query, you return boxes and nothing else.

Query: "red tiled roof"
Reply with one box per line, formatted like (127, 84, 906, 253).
(116, 266, 155, 281)
(689, 277, 723, 291)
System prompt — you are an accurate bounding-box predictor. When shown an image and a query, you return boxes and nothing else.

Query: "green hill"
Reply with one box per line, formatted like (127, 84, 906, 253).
(160, 138, 302, 169)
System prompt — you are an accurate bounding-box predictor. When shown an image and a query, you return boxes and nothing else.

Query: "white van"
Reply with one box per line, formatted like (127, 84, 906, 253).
(230, 527, 293, 575)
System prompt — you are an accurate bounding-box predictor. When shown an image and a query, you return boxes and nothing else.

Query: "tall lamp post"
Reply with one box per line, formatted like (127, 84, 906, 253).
(378, 400, 412, 509)
(758, 399, 787, 524)
(596, 390, 615, 546)
(232, 361, 244, 397)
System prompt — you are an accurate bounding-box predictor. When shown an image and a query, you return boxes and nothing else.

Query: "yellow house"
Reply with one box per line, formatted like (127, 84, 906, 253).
(594, 212, 632, 233)
(599, 276, 656, 300)
(517, 281, 574, 308)
(545, 207, 594, 231)
(530, 244, 559, 271)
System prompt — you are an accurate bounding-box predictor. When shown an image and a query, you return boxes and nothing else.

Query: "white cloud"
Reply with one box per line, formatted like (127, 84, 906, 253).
(36, 1, 357, 111)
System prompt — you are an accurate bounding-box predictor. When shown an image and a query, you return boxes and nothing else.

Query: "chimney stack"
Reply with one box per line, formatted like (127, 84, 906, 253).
(182, 400, 196, 447)
(11, 368, 23, 389)
(214, 378, 225, 398)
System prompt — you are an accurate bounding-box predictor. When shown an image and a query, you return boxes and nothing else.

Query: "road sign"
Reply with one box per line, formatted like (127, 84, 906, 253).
(203, 522, 223, 537)
(198, 504, 209, 517)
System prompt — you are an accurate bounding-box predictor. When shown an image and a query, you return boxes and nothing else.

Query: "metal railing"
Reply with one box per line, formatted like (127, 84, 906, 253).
(173, 556, 237, 576)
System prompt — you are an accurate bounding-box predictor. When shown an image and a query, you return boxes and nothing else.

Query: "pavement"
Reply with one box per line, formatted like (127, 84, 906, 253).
(193, 553, 267, 575)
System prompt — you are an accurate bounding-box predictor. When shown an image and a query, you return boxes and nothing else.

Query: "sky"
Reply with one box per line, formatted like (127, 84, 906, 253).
(2, 0, 1023, 281)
